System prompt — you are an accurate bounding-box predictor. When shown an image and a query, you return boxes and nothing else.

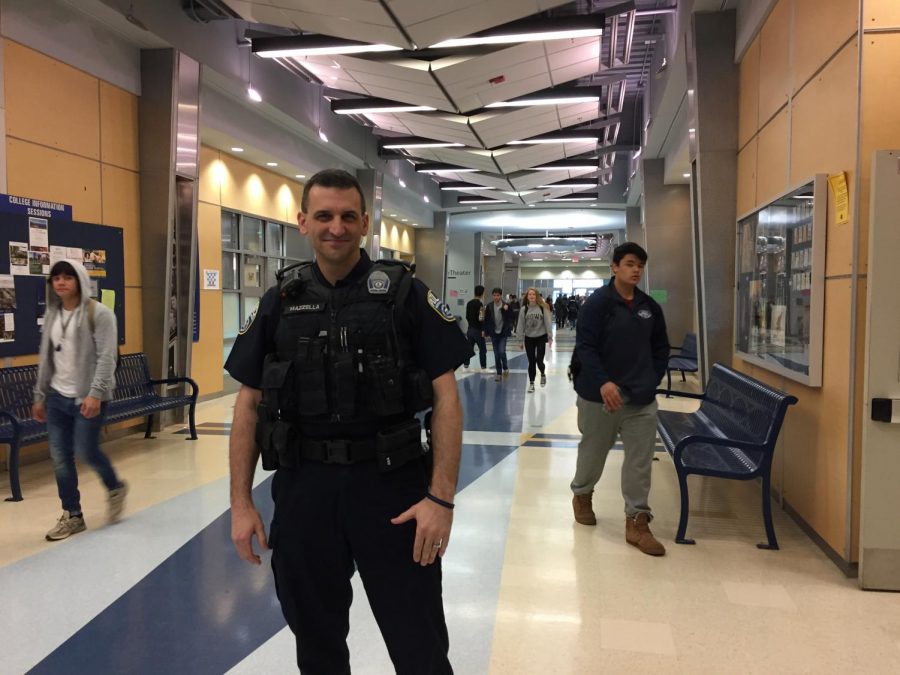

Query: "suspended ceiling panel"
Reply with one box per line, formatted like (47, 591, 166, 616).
(390, 0, 572, 49)
(368, 112, 479, 146)
(225, 1, 405, 46)
(493, 140, 599, 173)
(412, 147, 500, 172)
(509, 167, 599, 191)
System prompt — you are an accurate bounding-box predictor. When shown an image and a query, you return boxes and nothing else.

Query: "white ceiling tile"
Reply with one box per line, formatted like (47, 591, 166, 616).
(424, 148, 499, 172)
(389, 0, 570, 49)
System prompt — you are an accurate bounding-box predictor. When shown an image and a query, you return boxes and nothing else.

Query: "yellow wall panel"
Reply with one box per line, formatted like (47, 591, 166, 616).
(757, 0, 792, 125)
(736, 139, 758, 217)
(782, 278, 852, 553)
(850, 277, 867, 561)
(122, 287, 143, 354)
(865, 0, 900, 28)
(793, 0, 858, 92)
(755, 109, 790, 207)
(99, 82, 139, 171)
(790, 40, 858, 277)
(860, 34, 900, 275)
(6, 138, 102, 223)
(4, 40, 100, 160)
(198, 146, 223, 206)
(101, 165, 141, 287)
(738, 36, 760, 148)
(193, 201, 225, 396)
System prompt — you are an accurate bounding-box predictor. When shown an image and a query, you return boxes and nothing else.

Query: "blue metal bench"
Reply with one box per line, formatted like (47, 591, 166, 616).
(656, 363, 798, 550)
(666, 332, 699, 394)
(0, 353, 198, 502)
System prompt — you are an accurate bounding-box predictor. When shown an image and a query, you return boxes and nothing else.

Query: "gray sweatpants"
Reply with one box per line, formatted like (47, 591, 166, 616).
(570, 396, 659, 518)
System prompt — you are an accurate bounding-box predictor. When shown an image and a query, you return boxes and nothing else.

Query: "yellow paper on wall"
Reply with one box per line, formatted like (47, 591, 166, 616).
(828, 172, 850, 225)
(100, 289, 116, 311)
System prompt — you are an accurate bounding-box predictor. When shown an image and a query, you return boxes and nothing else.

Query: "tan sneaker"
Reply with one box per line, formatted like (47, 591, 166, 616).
(572, 492, 597, 526)
(46, 511, 86, 541)
(626, 513, 666, 556)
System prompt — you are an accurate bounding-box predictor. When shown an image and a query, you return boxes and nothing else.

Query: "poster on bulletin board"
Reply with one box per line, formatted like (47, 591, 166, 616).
(0, 194, 126, 358)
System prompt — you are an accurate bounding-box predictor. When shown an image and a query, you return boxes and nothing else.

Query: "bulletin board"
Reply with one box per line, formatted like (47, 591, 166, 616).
(0, 212, 126, 357)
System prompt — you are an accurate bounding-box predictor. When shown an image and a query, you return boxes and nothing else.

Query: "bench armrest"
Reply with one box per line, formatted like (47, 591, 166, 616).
(149, 377, 199, 402)
(656, 388, 705, 400)
(671, 433, 768, 463)
(0, 409, 21, 436)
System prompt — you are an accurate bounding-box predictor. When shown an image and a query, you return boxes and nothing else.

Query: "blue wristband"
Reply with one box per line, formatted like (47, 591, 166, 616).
(426, 492, 455, 510)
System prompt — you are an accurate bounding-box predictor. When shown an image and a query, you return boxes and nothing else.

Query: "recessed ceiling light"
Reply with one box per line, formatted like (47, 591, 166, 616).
(295, 174, 306, 179)
(247, 87, 262, 103)
(318, 129, 329, 143)
(332, 98, 437, 115)
(683, 173, 690, 178)
(471, 207, 477, 210)
(231, 147, 244, 152)
(424, 196, 429, 203)
(266, 162, 278, 167)
(390, 213, 397, 217)
(412, 223, 418, 226)
(402, 218, 408, 222)
(689, 128, 696, 133)
(399, 180, 407, 188)
(528, 204, 536, 207)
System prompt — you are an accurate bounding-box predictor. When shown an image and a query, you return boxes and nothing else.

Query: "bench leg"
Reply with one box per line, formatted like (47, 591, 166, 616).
(680, 370, 686, 382)
(186, 403, 197, 441)
(144, 414, 155, 440)
(675, 470, 695, 545)
(4, 441, 23, 502)
(666, 370, 673, 398)
(757, 474, 779, 550)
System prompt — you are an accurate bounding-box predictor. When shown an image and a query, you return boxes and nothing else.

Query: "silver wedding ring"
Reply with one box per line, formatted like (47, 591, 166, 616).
(433, 539, 443, 548)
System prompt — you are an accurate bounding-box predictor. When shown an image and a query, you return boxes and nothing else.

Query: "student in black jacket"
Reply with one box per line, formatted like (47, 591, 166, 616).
(463, 285, 488, 371)
(482, 287, 514, 382)
(569, 242, 670, 556)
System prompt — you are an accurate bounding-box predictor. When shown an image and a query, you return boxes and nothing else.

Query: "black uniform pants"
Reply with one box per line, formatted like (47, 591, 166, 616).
(270, 458, 452, 675)
(523, 335, 547, 382)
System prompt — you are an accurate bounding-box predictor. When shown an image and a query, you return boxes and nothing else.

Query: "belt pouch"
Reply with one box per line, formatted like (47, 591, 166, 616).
(255, 402, 280, 471)
(365, 354, 405, 417)
(272, 421, 299, 468)
(375, 420, 423, 473)
(294, 338, 328, 416)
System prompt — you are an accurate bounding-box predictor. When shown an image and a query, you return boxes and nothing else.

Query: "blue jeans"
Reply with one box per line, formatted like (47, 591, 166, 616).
(46, 391, 120, 514)
(490, 334, 509, 374)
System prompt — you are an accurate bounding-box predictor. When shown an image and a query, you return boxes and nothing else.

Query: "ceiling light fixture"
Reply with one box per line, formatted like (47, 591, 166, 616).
(429, 15, 604, 49)
(546, 196, 595, 202)
(440, 182, 494, 191)
(332, 98, 437, 115)
(459, 197, 506, 204)
(536, 180, 597, 189)
(252, 35, 403, 58)
(682, 173, 690, 178)
(381, 137, 465, 149)
(485, 87, 602, 108)
(318, 129, 329, 143)
(399, 179, 407, 188)
(415, 163, 478, 174)
(507, 129, 609, 145)
(230, 147, 244, 152)
(266, 162, 278, 167)
(295, 174, 306, 179)
(424, 196, 429, 203)
(247, 86, 262, 102)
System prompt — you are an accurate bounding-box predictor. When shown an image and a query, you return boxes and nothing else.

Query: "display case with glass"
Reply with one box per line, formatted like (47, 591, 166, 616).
(734, 176, 826, 386)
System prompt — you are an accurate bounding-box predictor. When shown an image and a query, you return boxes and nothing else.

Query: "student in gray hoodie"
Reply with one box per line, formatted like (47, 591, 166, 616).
(33, 260, 127, 541)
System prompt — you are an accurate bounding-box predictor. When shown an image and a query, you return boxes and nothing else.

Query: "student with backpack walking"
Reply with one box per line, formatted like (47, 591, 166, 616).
(33, 260, 127, 541)
(517, 287, 552, 393)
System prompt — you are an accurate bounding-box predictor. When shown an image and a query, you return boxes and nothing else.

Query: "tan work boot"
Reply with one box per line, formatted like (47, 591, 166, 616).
(572, 492, 597, 526)
(625, 513, 666, 556)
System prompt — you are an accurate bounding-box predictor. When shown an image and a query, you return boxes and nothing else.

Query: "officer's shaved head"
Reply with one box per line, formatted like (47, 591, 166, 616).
(301, 169, 367, 215)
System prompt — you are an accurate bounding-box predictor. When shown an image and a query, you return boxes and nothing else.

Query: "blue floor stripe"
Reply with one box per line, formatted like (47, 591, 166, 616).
(29, 370, 527, 675)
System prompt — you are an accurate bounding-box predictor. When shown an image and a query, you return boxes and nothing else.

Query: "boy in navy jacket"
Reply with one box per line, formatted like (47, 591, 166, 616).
(570, 243, 670, 556)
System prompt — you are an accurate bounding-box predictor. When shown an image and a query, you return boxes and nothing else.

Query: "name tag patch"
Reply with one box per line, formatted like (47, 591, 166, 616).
(285, 303, 325, 314)
(427, 290, 455, 323)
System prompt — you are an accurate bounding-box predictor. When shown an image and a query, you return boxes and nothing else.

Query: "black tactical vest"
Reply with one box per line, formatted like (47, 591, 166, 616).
(258, 259, 433, 443)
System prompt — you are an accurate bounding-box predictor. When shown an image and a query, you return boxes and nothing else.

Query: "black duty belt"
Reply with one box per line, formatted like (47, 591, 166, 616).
(297, 438, 378, 465)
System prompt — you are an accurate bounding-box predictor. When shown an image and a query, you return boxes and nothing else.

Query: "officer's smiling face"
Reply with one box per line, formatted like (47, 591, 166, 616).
(299, 185, 369, 270)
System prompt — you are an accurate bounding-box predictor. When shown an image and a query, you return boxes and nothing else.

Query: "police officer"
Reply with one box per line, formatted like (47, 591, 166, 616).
(227, 169, 468, 675)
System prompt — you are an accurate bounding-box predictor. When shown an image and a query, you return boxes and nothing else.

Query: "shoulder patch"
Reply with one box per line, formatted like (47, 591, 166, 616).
(238, 308, 258, 334)
(367, 269, 391, 295)
(637, 309, 653, 319)
(426, 290, 455, 323)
